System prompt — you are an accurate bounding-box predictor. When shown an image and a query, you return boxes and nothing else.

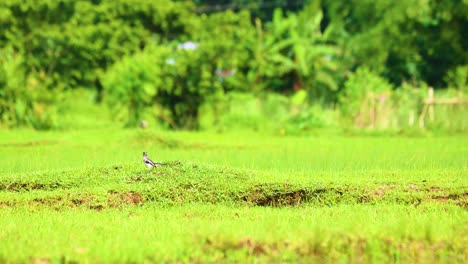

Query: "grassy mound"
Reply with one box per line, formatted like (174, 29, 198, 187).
(0, 130, 466, 262)
(1, 162, 466, 210)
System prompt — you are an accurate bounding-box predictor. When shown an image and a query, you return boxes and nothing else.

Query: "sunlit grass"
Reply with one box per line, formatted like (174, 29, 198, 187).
(1, 129, 466, 174)
(0, 129, 466, 262)
(0, 204, 466, 262)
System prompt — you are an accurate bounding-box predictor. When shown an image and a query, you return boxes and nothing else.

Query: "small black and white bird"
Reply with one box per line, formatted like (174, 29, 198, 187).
(143, 152, 163, 169)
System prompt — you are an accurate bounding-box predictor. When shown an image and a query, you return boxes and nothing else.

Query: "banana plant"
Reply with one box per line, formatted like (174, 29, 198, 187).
(250, 7, 338, 93)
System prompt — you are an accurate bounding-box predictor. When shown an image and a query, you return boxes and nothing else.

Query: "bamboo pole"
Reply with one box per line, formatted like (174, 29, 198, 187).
(419, 104, 428, 128)
(370, 92, 375, 129)
(428, 87, 434, 122)
(424, 98, 468, 104)
(418, 87, 468, 128)
(409, 111, 415, 126)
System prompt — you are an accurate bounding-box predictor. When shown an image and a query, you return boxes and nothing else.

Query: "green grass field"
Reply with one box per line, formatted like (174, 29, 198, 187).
(0, 129, 466, 263)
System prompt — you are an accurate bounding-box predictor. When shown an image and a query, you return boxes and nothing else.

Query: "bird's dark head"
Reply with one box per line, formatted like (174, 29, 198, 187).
(143, 152, 147, 157)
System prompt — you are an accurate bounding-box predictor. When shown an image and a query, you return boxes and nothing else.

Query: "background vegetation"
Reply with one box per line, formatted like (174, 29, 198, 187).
(0, 0, 466, 131)
(0, 1, 467, 262)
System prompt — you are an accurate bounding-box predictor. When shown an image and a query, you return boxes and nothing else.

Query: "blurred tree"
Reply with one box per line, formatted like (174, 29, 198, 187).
(1, 0, 466, 130)
(444, 65, 468, 93)
(249, 6, 338, 94)
(102, 45, 167, 127)
(320, 0, 468, 88)
(0, 48, 59, 129)
(190, 10, 255, 93)
(338, 67, 393, 127)
(0, 0, 193, 93)
(103, 9, 257, 129)
(192, 0, 306, 21)
(104, 41, 224, 129)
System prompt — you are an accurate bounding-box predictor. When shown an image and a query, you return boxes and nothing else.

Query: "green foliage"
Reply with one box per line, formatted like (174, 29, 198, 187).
(103, 46, 169, 126)
(391, 82, 425, 130)
(320, 0, 468, 86)
(285, 105, 336, 134)
(0, 49, 23, 127)
(193, 0, 306, 21)
(281, 90, 337, 134)
(103, 41, 225, 129)
(213, 93, 269, 132)
(0, 0, 467, 131)
(58, 89, 115, 129)
(339, 68, 393, 126)
(250, 7, 338, 94)
(191, 10, 255, 93)
(0, 48, 58, 129)
(104, 10, 257, 129)
(444, 65, 468, 93)
(0, 0, 192, 91)
(158, 44, 222, 129)
(204, 91, 337, 134)
(425, 88, 468, 132)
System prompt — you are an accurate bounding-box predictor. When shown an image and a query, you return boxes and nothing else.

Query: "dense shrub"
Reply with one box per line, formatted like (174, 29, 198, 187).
(249, 8, 338, 94)
(103, 9, 256, 129)
(0, 0, 466, 131)
(102, 46, 168, 126)
(0, 0, 192, 92)
(391, 82, 427, 129)
(444, 65, 468, 93)
(103, 41, 225, 129)
(0, 49, 58, 129)
(204, 91, 338, 134)
(338, 68, 393, 128)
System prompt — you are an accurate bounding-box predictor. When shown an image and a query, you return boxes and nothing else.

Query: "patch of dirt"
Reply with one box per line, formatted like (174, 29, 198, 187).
(243, 184, 442, 207)
(428, 186, 441, 192)
(89, 204, 105, 211)
(107, 191, 143, 207)
(25, 191, 144, 210)
(374, 188, 386, 197)
(0, 181, 65, 192)
(392, 239, 451, 256)
(201, 237, 462, 261)
(456, 200, 468, 208)
(126, 175, 146, 183)
(204, 238, 289, 257)
(408, 183, 419, 191)
(29, 195, 83, 209)
(242, 184, 329, 207)
(369, 183, 398, 199)
(431, 192, 468, 209)
(30, 256, 77, 264)
(243, 189, 307, 206)
(359, 184, 468, 208)
(31, 257, 51, 264)
(165, 160, 183, 167)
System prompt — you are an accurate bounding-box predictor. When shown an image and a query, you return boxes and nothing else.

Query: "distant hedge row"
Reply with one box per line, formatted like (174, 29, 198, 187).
(0, 0, 466, 129)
